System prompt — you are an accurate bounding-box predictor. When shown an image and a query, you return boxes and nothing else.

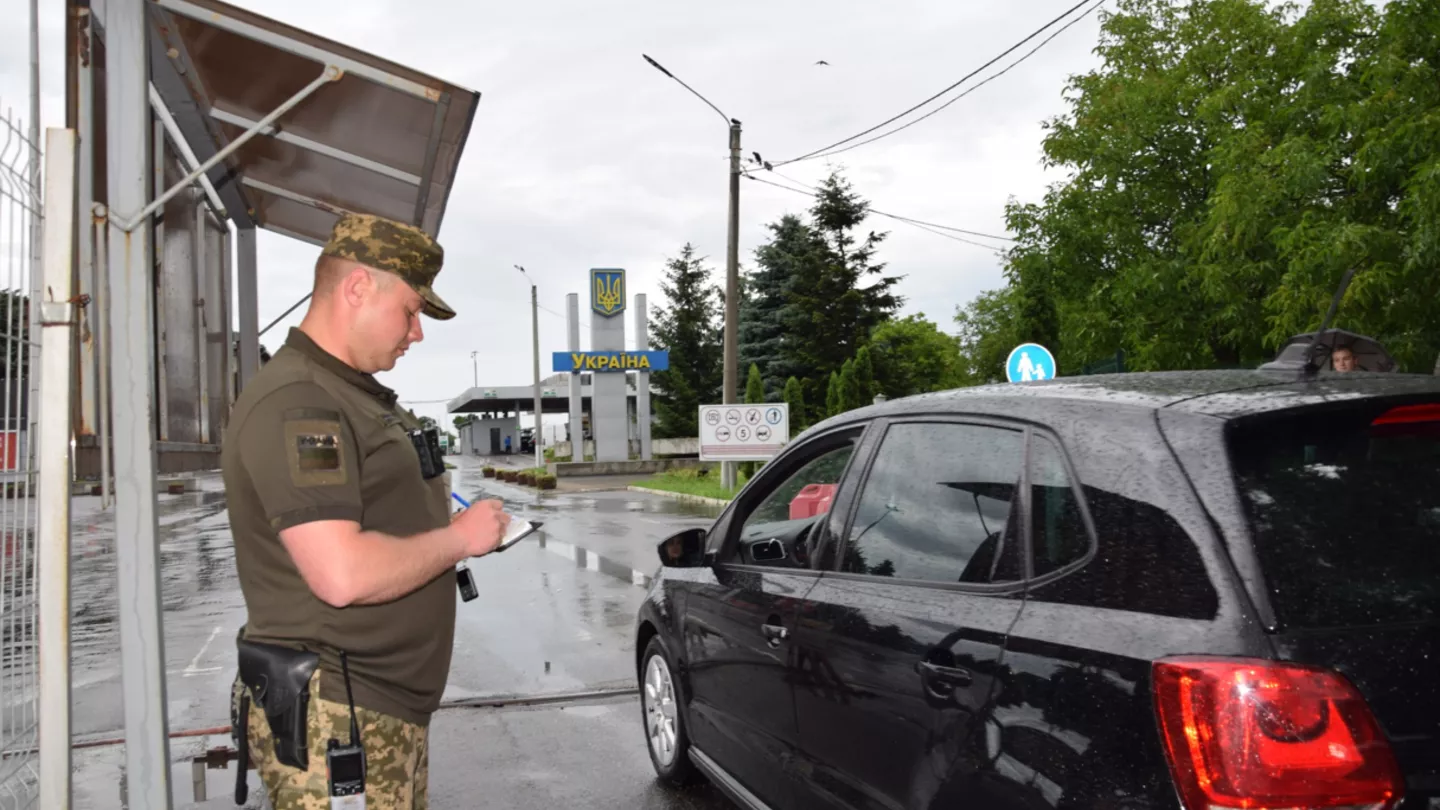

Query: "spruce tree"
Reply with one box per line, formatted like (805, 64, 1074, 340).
(779, 170, 903, 407)
(651, 243, 723, 438)
(825, 371, 841, 418)
(740, 215, 827, 398)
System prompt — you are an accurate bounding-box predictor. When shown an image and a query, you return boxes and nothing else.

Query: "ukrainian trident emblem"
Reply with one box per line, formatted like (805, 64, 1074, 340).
(591, 268, 626, 317)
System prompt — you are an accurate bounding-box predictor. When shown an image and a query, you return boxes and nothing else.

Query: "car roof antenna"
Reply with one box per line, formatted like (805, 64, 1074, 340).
(1301, 266, 1358, 379)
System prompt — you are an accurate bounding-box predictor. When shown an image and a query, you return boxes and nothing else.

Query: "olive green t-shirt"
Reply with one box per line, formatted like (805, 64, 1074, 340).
(222, 328, 454, 726)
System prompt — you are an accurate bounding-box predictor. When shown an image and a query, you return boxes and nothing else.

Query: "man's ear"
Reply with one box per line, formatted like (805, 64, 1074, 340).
(338, 265, 374, 308)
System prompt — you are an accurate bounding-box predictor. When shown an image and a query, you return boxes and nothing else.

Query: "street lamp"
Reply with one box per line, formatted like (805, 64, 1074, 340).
(515, 265, 543, 472)
(470, 350, 478, 388)
(643, 54, 742, 490)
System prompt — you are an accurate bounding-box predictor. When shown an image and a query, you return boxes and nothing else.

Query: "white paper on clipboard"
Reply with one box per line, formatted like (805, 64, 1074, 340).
(494, 518, 544, 552)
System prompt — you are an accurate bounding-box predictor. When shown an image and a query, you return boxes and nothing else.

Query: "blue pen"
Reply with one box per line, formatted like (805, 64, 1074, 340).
(452, 492, 470, 509)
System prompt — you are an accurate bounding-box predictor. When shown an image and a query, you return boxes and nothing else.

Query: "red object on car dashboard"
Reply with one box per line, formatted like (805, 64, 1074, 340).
(790, 484, 837, 520)
(1152, 656, 1405, 810)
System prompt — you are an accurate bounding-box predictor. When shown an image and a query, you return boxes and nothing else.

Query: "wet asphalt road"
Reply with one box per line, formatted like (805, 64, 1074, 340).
(67, 455, 736, 809)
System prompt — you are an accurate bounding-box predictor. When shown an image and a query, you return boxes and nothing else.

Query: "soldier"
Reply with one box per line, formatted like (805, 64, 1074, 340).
(222, 213, 510, 809)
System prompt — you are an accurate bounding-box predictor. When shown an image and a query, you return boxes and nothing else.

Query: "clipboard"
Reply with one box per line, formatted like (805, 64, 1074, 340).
(452, 492, 543, 553)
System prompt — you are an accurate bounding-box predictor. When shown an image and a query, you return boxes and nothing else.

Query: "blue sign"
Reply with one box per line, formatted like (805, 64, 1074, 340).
(591, 268, 626, 317)
(554, 350, 669, 373)
(1005, 343, 1056, 383)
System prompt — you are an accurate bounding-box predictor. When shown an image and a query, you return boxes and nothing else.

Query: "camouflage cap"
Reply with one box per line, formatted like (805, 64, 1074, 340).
(321, 213, 455, 320)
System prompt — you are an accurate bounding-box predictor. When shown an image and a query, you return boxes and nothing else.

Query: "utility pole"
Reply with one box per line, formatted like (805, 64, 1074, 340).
(517, 266, 543, 470)
(470, 350, 478, 388)
(643, 54, 743, 490)
(721, 120, 741, 490)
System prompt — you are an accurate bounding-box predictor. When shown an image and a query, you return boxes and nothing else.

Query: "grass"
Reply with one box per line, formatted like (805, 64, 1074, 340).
(634, 467, 751, 502)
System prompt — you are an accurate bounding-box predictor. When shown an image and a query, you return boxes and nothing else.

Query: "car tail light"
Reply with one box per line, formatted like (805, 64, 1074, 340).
(1152, 657, 1405, 810)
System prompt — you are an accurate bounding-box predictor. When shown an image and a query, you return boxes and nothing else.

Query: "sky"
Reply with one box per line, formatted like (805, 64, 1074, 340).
(0, 0, 1108, 431)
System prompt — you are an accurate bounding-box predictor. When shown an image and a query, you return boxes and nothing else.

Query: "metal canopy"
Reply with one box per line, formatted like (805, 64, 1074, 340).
(146, 0, 480, 243)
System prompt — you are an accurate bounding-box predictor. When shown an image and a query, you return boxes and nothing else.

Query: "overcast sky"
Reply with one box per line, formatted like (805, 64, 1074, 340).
(1, 0, 1106, 430)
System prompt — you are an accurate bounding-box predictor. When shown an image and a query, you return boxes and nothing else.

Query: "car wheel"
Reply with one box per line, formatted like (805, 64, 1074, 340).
(641, 636, 698, 786)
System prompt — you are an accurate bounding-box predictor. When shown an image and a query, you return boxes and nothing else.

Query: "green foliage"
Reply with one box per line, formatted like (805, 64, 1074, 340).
(963, 0, 1440, 374)
(825, 371, 841, 418)
(838, 359, 865, 413)
(783, 376, 806, 436)
(745, 363, 765, 404)
(865, 314, 967, 396)
(853, 345, 876, 402)
(954, 289, 1024, 385)
(652, 243, 724, 438)
(740, 170, 905, 408)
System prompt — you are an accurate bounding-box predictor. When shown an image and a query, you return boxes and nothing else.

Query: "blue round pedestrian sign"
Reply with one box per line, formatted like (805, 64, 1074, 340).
(1005, 343, 1057, 383)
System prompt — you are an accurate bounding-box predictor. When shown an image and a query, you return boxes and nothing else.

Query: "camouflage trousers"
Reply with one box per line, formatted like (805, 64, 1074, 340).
(231, 671, 429, 810)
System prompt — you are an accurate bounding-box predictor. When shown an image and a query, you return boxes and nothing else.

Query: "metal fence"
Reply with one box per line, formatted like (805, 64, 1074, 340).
(0, 104, 42, 810)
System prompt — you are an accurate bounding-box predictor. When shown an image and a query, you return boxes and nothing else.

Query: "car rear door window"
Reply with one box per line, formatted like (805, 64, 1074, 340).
(1030, 435, 1090, 577)
(840, 421, 1024, 584)
(1230, 399, 1440, 628)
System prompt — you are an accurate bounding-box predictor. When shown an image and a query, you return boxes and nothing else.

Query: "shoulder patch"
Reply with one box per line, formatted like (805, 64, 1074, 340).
(283, 414, 347, 488)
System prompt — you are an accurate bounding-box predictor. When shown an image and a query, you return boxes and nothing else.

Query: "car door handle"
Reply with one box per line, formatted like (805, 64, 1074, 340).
(917, 661, 972, 687)
(761, 623, 789, 644)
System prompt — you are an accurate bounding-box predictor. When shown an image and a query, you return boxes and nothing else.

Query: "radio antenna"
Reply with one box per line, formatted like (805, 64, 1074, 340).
(1301, 267, 1358, 378)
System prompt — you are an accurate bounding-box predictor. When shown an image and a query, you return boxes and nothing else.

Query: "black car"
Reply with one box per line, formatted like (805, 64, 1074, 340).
(635, 369, 1439, 810)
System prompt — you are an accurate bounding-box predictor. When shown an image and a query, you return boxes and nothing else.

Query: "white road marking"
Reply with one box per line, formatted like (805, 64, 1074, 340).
(185, 625, 223, 676)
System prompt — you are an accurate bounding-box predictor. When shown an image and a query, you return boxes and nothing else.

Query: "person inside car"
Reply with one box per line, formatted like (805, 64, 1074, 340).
(1332, 345, 1358, 372)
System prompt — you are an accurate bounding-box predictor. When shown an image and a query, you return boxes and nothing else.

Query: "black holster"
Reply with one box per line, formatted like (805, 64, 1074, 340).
(237, 638, 319, 771)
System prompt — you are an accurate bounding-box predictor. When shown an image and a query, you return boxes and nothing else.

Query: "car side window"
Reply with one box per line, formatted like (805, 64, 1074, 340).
(840, 421, 1025, 584)
(731, 431, 861, 566)
(1030, 435, 1091, 577)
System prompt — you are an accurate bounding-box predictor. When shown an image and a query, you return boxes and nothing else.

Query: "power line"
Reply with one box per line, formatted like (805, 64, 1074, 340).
(763, 167, 1016, 241)
(742, 172, 1012, 252)
(772, 0, 1096, 167)
(797, 0, 1106, 164)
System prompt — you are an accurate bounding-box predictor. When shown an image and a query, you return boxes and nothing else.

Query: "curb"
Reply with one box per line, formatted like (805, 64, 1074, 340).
(627, 486, 732, 507)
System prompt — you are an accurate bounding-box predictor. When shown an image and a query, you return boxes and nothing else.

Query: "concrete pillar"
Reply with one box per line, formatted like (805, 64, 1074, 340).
(566, 292, 582, 457)
(635, 293, 651, 460)
(590, 271, 627, 462)
(105, 0, 174, 804)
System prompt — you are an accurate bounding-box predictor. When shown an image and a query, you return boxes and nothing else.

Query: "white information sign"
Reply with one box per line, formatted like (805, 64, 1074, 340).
(699, 403, 790, 461)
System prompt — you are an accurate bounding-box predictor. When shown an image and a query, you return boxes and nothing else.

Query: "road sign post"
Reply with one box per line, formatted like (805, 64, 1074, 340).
(699, 403, 789, 462)
(1005, 343, 1057, 383)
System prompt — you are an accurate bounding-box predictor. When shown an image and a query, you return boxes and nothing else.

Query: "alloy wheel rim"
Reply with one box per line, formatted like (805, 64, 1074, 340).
(644, 654, 679, 767)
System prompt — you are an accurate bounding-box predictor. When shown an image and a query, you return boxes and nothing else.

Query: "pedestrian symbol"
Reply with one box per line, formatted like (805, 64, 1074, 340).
(1005, 343, 1057, 383)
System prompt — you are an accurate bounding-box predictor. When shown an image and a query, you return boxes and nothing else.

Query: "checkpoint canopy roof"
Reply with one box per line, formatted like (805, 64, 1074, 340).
(448, 374, 660, 416)
(145, 0, 480, 243)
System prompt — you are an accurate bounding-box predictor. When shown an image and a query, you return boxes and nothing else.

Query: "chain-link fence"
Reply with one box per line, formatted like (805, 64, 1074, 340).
(0, 104, 42, 810)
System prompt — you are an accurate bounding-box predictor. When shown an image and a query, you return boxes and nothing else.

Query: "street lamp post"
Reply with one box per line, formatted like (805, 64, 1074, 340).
(516, 266, 544, 471)
(644, 54, 742, 490)
(470, 350, 478, 388)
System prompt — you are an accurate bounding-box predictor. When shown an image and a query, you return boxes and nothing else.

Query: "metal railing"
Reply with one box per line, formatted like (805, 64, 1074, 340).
(0, 105, 43, 810)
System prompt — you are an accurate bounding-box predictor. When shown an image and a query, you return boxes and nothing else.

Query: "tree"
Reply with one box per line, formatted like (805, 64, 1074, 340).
(866, 314, 967, 397)
(740, 215, 826, 398)
(853, 346, 876, 403)
(453, 415, 474, 431)
(419, 416, 438, 430)
(745, 363, 764, 405)
(825, 371, 841, 418)
(837, 359, 864, 413)
(783, 171, 904, 402)
(740, 364, 766, 477)
(783, 376, 806, 436)
(954, 290, 1024, 386)
(651, 243, 724, 438)
(976, 0, 1440, 373)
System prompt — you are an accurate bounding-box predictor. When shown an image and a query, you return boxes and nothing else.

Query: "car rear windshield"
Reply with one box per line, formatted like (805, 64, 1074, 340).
(1229, 398, 1440, 629)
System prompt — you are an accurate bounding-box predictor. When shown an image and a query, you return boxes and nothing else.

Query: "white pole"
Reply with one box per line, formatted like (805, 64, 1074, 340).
(37, 127, 78, 810)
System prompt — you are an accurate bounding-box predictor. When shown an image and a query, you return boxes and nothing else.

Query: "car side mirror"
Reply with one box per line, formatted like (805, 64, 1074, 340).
(658, 528, 709, 568)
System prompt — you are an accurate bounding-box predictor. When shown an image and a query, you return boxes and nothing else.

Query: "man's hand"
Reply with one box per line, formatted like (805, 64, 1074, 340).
(452, 499, 511, 557)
